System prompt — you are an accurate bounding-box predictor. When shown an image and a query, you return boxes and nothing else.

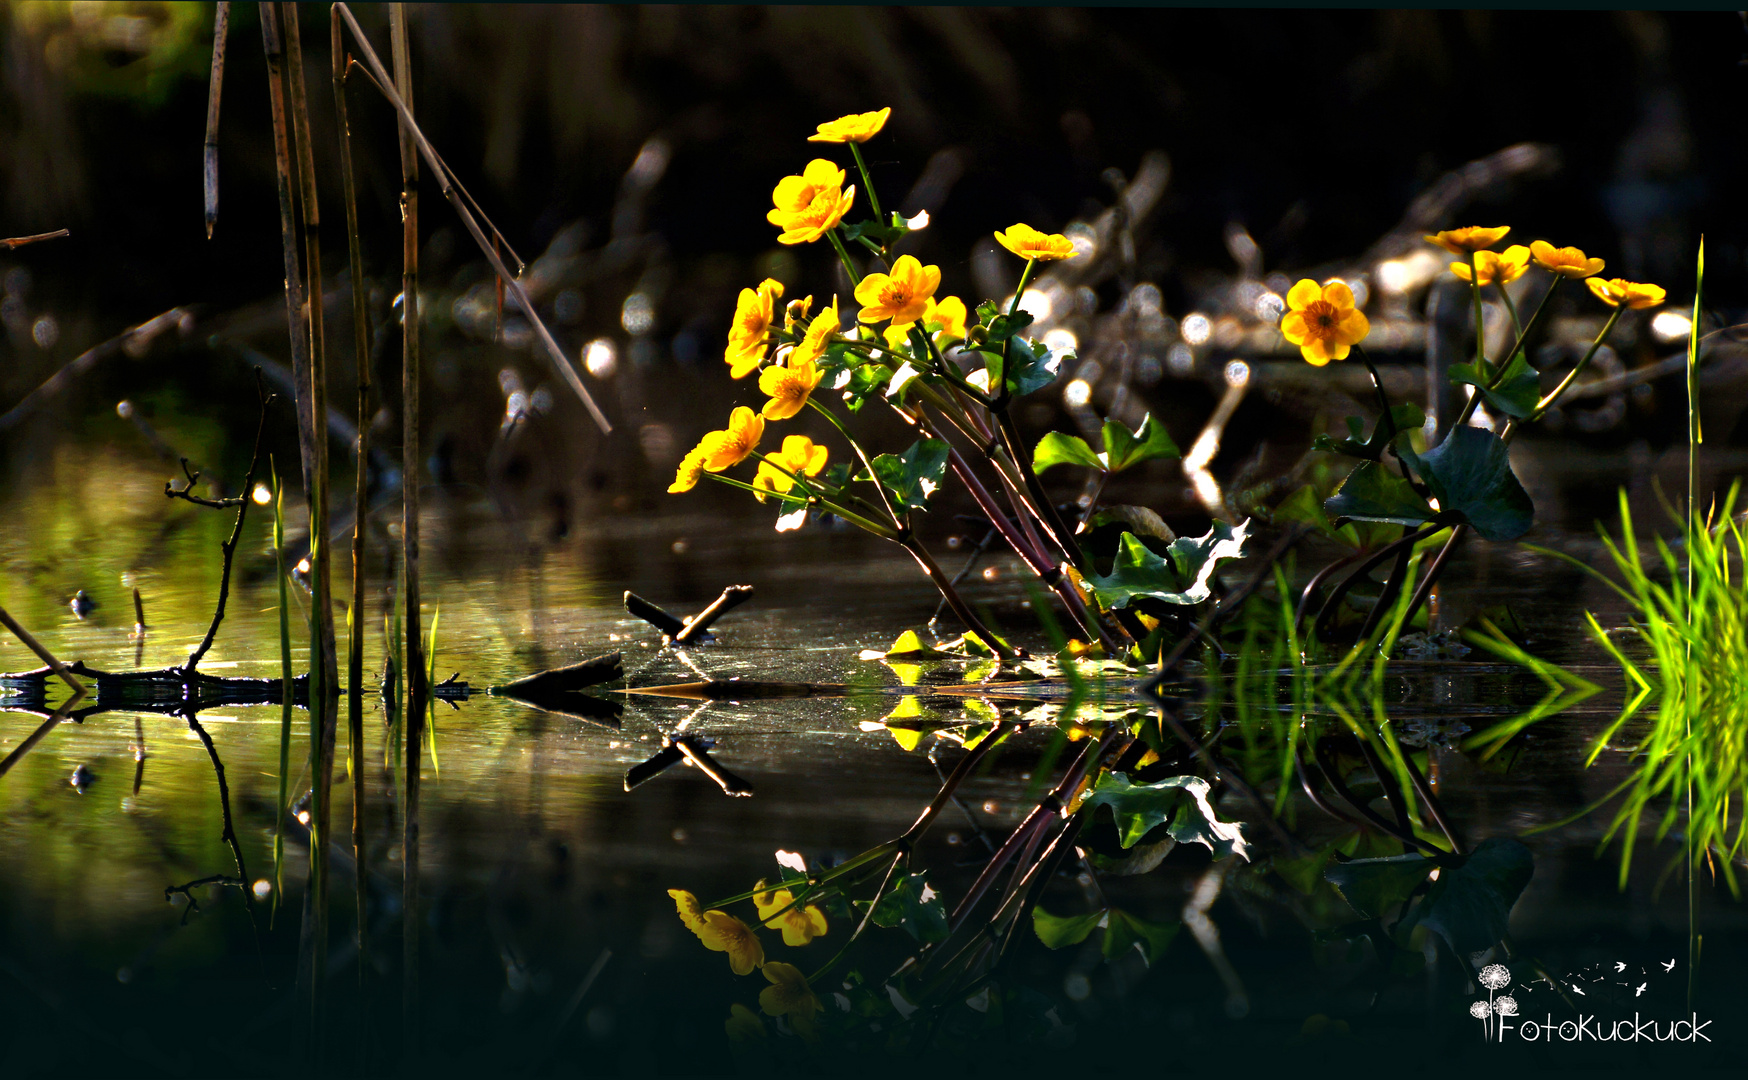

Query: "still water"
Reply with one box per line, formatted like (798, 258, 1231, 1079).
(2, 433, 1744, 1076)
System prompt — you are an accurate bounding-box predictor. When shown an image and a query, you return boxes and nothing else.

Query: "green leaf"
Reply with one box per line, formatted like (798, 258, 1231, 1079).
(1087, 505, 1174, 541)
(1398, 837, 1533, 956)
(839, 218, 908, 247)
(838, 361, 893, 413)
(1324, 461, 1435, 528)
(858, 438, 949, 512)
(1450, 353, 1540, 420)
(878, 871, 949, 943)
(979, 304, 1033, 344)
(1030, 906, 1104, 950)
(1082, 772, 1249, 858)
(1101, 414, 1180, 473)
(1324, 853, 1433, 919)
(1409, 426, 1534, 541)
(1003, 336, 1062, 397)
(1084, 521, 1249, 610)
(1033, 432, 1102, 473)
(1272, 483, 1341, 541)
(1312, 404, 1425, 461)
(1103, 909, 1179, 966)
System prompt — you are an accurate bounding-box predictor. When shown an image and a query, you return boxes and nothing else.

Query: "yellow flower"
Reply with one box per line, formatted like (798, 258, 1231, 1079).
(882, 321, 914, 351)
(1449, 245, 1530, 286)
(1424, 226, 1510, 254)
(668, 445, 709, 494)
(767, 160, 855, 245)
(753, 883, 830, 946)
(725, 1003, 766, 1042)
(1529, 240, 1605, 279)
(854, 255, 941, 326)
(670, 889, 765, 975)
(1585, 277, 1667, 310)
(758, 357, 823, 421)
(758, 961, 822, 1038)
(698, 407, 764, 472)
(923, 295, 970, 339)
(725, 279, 784, 379)
(670, 888, 709, 934)
(808, 107, 891, 144)
(1280, 279, 1370, 366)
(995, 223, 1077, 262)
(789, 298, 840, 367)
(784, 295, 814, 333)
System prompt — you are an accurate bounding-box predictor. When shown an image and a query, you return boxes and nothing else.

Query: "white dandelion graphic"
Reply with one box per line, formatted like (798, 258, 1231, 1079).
(1471, 999, 1493, 1039)
(1494, 995, 1519, 1016)
(1479, 964, 1511, 991)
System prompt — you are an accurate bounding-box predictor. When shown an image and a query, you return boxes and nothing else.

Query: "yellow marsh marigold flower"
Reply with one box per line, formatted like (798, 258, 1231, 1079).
(725, 279, 784, 379)
(1281, 279, 1370, 366)
(669, 888, 765, 975)
(808, 107, 891, 144)
(855, 255, 941, 326)
(1425, 226, 1510, 255)
(923, 295, 970, 339)
(882, 321, 914, 351)
(789, 298, 840, 368)
(1450, 245, 1530, 287)
(995, 223, 1077, 262)
(1530, 240, 1605, 279)
(725, 1003, 766, 1042)
(767, 160, 854, 245)
(668, 445, 710, 494)
(759, 961, 822, 1038)
(1586, 277, 1667, 310)
(753, 883, 830, 946)
(759, 356, 823, 421)
(784, 296, 814, 333)
(753, 436, 828, 503)
(696, 407, 764, 472)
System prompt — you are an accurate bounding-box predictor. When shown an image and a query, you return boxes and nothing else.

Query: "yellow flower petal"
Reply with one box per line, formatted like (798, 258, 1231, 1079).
(994, 222, 1077, 262)
(1282, 278, 1368, 366)
(702, 407, 763, 471)
(769, 161, 855, 245)
(791, 298, 840, 367)
(1424, 225, 1510, 255)
(1586, 277, 1666, 310)
(726, 1003, 766, 1042)
(759, 358, 822, 421)
(668, 446, 710, 494)
(1530, 240, 1605, 279)
(924, 295, 969, 339)
(670, 888, 708, 934)
(808, 107, 891, 144)
(701, 910, 765, 975)
(854, 255, 941, 325)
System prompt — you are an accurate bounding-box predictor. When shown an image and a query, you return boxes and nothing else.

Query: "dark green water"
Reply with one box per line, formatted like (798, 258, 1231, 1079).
(2, 432, 1745, 1077)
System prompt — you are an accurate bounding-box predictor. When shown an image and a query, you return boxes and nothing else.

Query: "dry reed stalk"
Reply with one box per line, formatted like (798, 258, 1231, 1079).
(203, 3, 229, 238)
(331, 1, 371, 993)
(388, 5, 424, 1060)
(331, 2, 611, 434)
(0, 607, 86, 694)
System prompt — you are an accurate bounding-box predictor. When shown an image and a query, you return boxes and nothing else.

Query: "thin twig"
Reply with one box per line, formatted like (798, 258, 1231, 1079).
(202, 3, 229, 238)
(178, 374, 273, 675)
(0, 229, 70, 250)
(332, 3, 611, 434)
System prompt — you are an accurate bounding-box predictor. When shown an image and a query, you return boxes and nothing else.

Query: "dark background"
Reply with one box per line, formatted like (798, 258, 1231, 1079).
(2, 6, 1741, 345)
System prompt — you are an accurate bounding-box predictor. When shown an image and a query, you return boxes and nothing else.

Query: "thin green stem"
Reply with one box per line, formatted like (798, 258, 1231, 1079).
(706, 472, 897, 539)
(827, 231, 862, 290)
(1007, 258, 1039, 319)
(848, 141, 882, 223)
(1468, 251, 1488, 378)
(806, 397, 904, 529)
(1497, 279, 1522, 343)
(1528, 304, 1625, 421)
(1452, 275, 1561, 432)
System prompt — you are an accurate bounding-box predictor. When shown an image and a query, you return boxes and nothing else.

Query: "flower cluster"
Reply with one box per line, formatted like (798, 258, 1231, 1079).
(1277, 225, 1665, 368)
(670, 886, 826, 1040)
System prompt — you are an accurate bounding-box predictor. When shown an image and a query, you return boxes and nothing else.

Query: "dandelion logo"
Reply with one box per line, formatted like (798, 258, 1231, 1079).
(1471, 999, 1494, 1040)
(1473, 963, 1513, 1041)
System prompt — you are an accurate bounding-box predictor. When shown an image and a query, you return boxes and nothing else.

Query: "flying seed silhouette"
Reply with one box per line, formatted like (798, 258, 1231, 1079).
(1662, 959, 1676, 972)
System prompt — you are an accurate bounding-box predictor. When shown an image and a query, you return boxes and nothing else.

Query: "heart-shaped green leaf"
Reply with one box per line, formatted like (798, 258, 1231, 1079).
(1449, 352, 1540, 419)
(1410, 426, 1534, 541)
(1324, 461, 1435, 528)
